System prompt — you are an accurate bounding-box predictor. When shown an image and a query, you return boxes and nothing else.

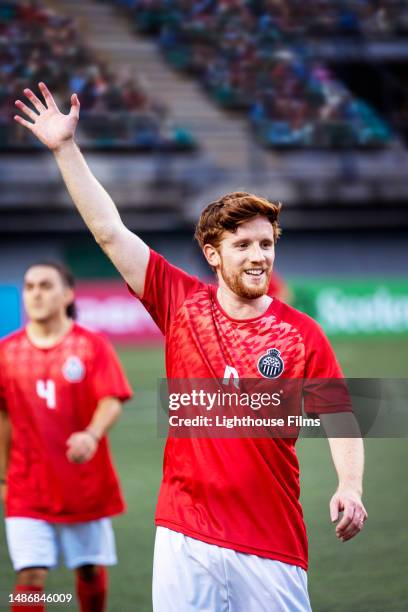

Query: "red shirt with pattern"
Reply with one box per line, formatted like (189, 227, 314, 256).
(134, 249, 350, 571)
(0, 323, 132, 523)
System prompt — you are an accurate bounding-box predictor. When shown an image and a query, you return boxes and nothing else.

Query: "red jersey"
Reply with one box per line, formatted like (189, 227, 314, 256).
(135, 250, 349, 571)
(0, 323, 132, 523)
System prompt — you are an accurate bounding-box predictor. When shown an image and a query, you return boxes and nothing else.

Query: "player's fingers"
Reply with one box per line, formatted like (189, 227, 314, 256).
(75, 439, 94, 456)
(15, 100, 38, 122)
(38, 82, 58, 109)
(67, 450, 84, 463)
(352, 505, 367, 525)
(66, 434, 78, 447)
(69, 443, 85, 456)
(330, 497, 340, 522)
(14, 114, 35, 130)
(69, 94, 80, 119)
(339, 512, 365, 541)
(341, 522, 363, 542)
(340, 529, 358, 542)
(336, 503, 355, 535)
(66, 444, 82, 456)
(23, 88, 46, 113)
(81, 449, 93, 463)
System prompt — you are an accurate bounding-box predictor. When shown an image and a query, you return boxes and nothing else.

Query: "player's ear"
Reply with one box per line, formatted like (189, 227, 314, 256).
(63, 287, 75, 308)
(203, 244, 220, 269)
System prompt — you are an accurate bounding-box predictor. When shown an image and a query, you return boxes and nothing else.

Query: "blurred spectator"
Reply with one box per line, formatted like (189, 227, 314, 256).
(0, 0, 195, 150)
(115, 0, 395, 148)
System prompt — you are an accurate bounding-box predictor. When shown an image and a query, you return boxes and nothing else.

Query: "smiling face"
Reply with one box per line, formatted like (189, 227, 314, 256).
(23, 265, 74, 324)
(204, 215, 275, 299)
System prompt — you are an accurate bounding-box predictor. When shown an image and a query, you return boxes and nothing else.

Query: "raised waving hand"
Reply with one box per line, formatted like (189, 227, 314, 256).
(13, 81, 149, 296)
(14, 82, 80, 151)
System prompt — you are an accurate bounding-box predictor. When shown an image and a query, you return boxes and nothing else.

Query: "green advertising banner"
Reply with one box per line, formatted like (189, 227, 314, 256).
(291, 280, 408, 337)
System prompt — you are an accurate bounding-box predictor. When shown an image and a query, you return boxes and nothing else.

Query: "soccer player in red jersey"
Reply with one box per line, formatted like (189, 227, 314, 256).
(0, 262, 132, 612)
(14, 84, 367, 611)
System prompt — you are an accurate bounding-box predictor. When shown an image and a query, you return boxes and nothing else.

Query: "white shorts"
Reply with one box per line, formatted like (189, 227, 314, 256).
(5, 517, 117, 571)
(153, 527, 312, 612)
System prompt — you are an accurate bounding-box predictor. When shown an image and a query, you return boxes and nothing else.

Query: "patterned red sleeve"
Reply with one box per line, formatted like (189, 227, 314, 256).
(137, 249, 204, 335)
(89, 334, 133, 403)
(303, 319, 352, 414)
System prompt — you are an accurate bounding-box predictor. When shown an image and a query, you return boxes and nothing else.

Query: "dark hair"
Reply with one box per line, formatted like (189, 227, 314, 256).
(194, 191, 281, 249)
(26, 261, 77, 319)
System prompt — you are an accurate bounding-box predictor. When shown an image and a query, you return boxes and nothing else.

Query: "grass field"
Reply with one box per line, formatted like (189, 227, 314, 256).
(1, 338, 407, 611)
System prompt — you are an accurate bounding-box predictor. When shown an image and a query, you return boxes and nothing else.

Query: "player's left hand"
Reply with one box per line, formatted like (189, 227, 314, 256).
(330, 488, 367, 542)
(66, 431, 98, 464)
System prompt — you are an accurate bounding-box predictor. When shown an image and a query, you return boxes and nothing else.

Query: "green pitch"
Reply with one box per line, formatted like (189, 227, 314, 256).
(1, 339, 407, 611)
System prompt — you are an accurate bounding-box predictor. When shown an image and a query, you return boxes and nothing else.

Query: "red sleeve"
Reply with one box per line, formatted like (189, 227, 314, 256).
(89, 335, 133, 403)
(134, 249, 204, 335)
(303, 319, 352, 414)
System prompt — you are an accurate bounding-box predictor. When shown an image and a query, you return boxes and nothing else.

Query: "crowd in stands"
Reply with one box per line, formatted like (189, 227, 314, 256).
(114, 0, 408, 39)
(0, 0, 195, 150)
(1, 0, 400, 151)
(109, 0, 396, 148)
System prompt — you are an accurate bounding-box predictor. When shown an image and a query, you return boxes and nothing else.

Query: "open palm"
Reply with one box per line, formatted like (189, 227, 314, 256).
(14, 82, 80, 151)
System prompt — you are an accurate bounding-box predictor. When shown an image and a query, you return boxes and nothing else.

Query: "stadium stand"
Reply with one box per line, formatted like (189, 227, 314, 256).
(0, 0, 407, 233)
(0, 0, 196, 150)
(115, 0, 408, 39)
(105, 0, 395, 149)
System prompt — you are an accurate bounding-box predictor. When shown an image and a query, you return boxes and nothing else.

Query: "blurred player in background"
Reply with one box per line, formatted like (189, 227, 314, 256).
(268, 269, 293, 302)
(13, 84, 367, 611)
(0, 262, 132, 612)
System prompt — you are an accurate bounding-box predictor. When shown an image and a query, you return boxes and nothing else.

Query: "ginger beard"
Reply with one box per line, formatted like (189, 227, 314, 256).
(219, 257, 272, 299)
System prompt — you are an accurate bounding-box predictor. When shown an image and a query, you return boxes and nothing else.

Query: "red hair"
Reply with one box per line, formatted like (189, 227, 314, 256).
(194, 192, 281, 249)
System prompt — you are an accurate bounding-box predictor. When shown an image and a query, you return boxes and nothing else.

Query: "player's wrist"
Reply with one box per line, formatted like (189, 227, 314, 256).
(52, 138, 76, 155)
(336, 484, 363, 498)
(84, 428, 101, 443)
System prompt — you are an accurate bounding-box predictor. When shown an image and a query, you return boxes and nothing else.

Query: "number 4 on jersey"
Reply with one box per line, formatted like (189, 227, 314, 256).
(36, 379, 56, 409)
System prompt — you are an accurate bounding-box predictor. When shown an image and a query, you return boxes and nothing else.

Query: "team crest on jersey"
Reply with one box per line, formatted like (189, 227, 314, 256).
(257, 348, 284, 379)
(62, 356, 85, 383)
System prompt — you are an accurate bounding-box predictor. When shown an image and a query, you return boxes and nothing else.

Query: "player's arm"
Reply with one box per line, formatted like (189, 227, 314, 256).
(320, 413, 367, 542)
(14, 83, 149, 296)
(0, 410, 11, 502)
(66, 396, 122, 464)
